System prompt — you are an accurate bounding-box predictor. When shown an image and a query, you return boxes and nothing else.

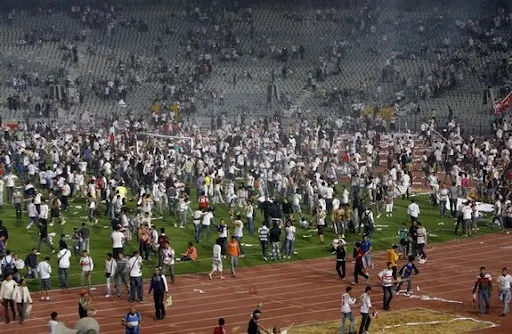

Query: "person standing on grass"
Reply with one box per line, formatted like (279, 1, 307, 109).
(473, 266, 492, 316)
(57, 245, 71, 288)
(497, 267, 512, 317)
(258, 223, 270, 261)
(217, 218, 228, 258)
(161, 243, 176, 284)
(378, 262, 394, 311)
(27, 198, 38, 230)
(352, 242, 369, 286)
(37, 220, 55, 254)
(397, 223, 408, 257)
(79, 223, 91, 253)
(12, 278, 32, 324)
(208, 238, 224, 280)
(128, 251, 144, 303)
(407, 199, 420, 223)
(227, 235, 241, 278)
(335, 239, 347, 280)
(358, 286, 376, 334)
(395, 255, 419, 296)
(37, 256, 51, 301)
(0, 273, 17, 323)
(340, 286, 356, 334)
(79, 250, 94, 291)
(148, 267, 168, 320)
(269, 221, 281, 261)
(232, 215, 245, 256)
(387, 245, 400, 280)
(122, 306, 142, 334)
(105, 253, 117, 298)
(111, 225, 125, 260)
(284, 220, 296, 259)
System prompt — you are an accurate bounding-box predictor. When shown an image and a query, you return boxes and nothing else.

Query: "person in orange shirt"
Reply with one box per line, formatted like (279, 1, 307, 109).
(227, 236, 241, 278)
(387, 244, 401, 280)
(180, 242, 198, 261)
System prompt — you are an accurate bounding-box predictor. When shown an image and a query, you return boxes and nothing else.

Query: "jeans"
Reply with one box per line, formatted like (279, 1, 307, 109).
(501, 289, 511, 315)
(236, 236, 245, 255)
(340, 312, 354, 334)
(478, 289, 490, 315)
(336, 260, 346, 279)
(81, 238, 90, 253)
(153, 291, 165, 319)
(130, 276, 144, 302)
(81, 271, 92, 289)
(285, 239, 294, 257)
(162, 264, 175, 284)
(260, 240, 268, 258)
(2, 299, 15, 322)
(439, 200, 447, 217)
(382, 286, 393, 310)
(363, 254, 372, 268)
(115, 273, 130, 297)
(396, 276, 412, 293)
(271, 241, 280, 260)
(193, 224, 201, 243)
(17, 302, 27, 322)
(179, 210, 187, 227)
(358, 313, 371, 334)
(247, 217, 254, 235)
(58, 267, 69, 288)
(198, 225, 211, 242)
(230, 255, 238, 276)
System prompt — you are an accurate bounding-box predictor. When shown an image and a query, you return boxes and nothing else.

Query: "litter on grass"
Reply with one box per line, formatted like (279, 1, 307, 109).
(74, 206, 83, 209)
(374, 224, 389, 228)
(302, 235, 312, 238)
(241, 243, 256, 247)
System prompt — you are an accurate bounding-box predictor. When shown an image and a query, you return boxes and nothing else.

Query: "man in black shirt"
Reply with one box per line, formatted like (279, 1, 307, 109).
(335, 240, 347, 280)
(269, 222, 281, 261)
(248, 309, 269, 334)
(148, 267, 168, 320)
(37, 222, 55, 254)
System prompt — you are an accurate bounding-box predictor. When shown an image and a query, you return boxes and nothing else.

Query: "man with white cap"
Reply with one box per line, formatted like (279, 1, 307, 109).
(334, 237, 347, 280)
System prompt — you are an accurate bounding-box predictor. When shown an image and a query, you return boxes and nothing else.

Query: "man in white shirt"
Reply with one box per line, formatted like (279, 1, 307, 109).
(208, 239, 224, 280)
(339, 286, 356, 334)
(407, 199, 420, 222)
(199, 208, 214, 242)
(0, 272, 17, 323)
(79, 250, 94, 290)
(37, 256, 52, 301)
(416, 223, 428, 263)
(497, 267, 512, 316)
(105, 253, 117, 298)
(111, 226, 125, 260)
(128, 251, 144, 303)
(378, 262, 395, 311)
(258, 224, 269, 261)
(359, 286, 376, 334)
(162, 243, 176, 284)
(57, 245, 71, 288)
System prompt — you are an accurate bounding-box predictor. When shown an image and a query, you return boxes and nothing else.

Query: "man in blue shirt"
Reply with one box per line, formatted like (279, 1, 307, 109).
(122, 306, 142, 334)
(360, 235, 373, 270)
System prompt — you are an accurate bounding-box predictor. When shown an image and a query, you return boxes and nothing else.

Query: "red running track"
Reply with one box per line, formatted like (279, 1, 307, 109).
(3, 233, 512, 333)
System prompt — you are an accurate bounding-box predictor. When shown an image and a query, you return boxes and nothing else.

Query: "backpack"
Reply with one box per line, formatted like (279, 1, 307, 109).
(3, 257, 15, 276)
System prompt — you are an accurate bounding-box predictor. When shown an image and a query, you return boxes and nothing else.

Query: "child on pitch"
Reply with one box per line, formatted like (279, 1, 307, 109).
(395, 255, 419, 296)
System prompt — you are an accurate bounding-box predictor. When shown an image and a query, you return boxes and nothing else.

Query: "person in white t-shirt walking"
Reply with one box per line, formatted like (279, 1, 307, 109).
(416, 223, 428, 263)
(79, 250, 94, 291)
(37, 256, 51, 301)
(497, 267, 512, 316)
(232, 215, 245, 256)
(284, 221, 296, 259)
(57, 245, 71, 288)
(358, 286, 376, 334)
(339, 286, 356, 334)
(111, 226, 125, 260)
(128, 251, 144, 303)
(208, 239, 224, 280)
(378, 262, 395, 311)
(407, 199, 420, 223)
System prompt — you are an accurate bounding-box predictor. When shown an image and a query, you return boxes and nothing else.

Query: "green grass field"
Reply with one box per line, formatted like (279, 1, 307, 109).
(2, 187, 492, 292)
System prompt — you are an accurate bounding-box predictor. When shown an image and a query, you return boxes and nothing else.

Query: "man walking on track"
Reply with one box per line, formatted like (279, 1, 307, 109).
(473, 266, 492, 316)
(352, 242, 369, 286)
(208, 238, 224, 280)
(227, 236, 241, 278)
(358, 286, 376, 334)
(340, 286, 356, 334)
(378, 262, 395, 311)
(335, 239, 347, 280)
(395, 255, 419, 296)
(497, 267, 512, 316)
(148, 267, 168, 320)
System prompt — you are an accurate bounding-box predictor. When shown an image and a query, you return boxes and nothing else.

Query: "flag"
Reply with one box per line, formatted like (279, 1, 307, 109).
(494, 91, 512, 114)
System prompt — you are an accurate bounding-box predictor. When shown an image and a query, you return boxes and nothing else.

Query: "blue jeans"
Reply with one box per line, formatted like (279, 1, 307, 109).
(193, 224, 201, 242)
(478, 289, 490, 315)
(501, 289, 511, 315)
(285, 239, 294, 257)
(247, 217, 254, 235)
(439, 200, 447, 217)
(236, 236, 245, 255)
(340, 312, 354, 334)
(198, 225, 211, 242)
(130, 276, 143, 302)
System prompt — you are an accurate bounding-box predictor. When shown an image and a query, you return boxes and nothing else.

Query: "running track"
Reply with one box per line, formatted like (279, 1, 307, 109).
(4, 233, 512, 333)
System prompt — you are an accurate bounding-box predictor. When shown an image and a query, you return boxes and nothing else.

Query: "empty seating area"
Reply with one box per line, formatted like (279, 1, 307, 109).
(0, 0, 509, 133)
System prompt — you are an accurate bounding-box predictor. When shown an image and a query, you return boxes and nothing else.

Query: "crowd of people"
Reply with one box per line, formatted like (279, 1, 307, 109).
(0, 0, 512, 333)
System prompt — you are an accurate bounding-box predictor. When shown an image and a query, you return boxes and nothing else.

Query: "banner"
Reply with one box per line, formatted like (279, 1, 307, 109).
(494, 91, 512, 114)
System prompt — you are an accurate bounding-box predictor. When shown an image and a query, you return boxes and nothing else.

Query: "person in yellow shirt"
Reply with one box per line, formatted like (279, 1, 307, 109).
(387, 244, 401, 280)
(116, 185, 128, 198)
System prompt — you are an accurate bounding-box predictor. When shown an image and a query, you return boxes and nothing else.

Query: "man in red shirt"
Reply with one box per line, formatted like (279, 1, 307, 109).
(352, 241, 370, 285)
(198, 192, 209, 210)
(213, 317, 226, 334)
